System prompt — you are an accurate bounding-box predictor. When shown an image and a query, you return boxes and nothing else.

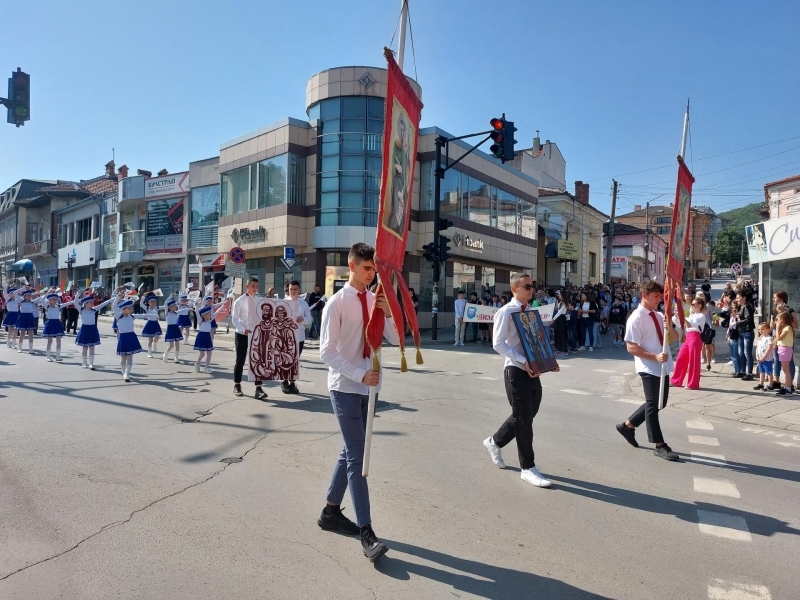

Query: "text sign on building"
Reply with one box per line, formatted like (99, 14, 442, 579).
(231, 226, 267, 245)
(144, 172, 189, 199)
(452, 231, 484, 253)
(557, 239, 579, 261)
(146, 196, 184, 254)
(224, 262, 247, 278)
(745, 214, 800, 264)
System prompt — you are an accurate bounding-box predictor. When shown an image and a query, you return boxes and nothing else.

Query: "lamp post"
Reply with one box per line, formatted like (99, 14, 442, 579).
(66, 249, 77, 287)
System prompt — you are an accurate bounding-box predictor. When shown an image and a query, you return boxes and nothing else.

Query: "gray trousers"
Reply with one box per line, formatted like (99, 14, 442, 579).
(326, 390, 372, 527)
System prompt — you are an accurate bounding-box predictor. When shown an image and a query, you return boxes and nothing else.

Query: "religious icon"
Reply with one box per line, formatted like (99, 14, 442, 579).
(382, 102, 412, 239)
(248, 298, 299, 381)
(512, 310, 559, 376)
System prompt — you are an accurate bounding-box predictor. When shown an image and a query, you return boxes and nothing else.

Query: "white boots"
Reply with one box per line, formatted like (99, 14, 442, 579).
(82, 356, 88, 369)
(46, 350, 53, 362)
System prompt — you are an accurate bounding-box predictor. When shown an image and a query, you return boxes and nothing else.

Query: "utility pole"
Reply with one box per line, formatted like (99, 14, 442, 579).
(604, 179, 618, 285)
(644, 201, 650, 279)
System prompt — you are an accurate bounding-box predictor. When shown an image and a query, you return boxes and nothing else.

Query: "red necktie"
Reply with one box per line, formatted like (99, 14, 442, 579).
(648, 310, 664, 346)
(358, 290, 370, 358)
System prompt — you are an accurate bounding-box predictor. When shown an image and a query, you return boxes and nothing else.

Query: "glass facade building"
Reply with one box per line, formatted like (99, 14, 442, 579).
(219, 153, 306, 217)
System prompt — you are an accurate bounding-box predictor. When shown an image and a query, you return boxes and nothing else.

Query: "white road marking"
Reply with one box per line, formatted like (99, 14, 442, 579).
(690, 451, 728, 466)
(382, 361, 399, 365)
(697, 510, 751, 541)
(559, 389, 591, 395)
(614, 398, 643, 405)
(708, 579, 771, 599)
(687, 419, 714, 430)
(477, 376, 497, 381)
(557, 364, 572, 368)
(774, 441, 800, 448)
(689, 435, 720, 446)
(694, 477, 741, 498)
(592, 368, 618, 373)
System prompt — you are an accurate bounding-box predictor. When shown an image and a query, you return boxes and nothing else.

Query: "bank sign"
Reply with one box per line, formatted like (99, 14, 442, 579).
(745, 214, 800, 264)
(145, 172, 190, 199)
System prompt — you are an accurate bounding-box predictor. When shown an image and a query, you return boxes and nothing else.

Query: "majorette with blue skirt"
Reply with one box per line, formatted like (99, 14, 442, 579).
(194, 300, 230, 374)
(201, 293, 226, 341)
(140, 292, 163, 358)
(35, 290, 73, 362)
(14, 287, 43, 354)
(2, 281, 20, 349)
(176, 289, 195, 342)
(162, 294, 184, 363)
(112, 291, 150, 382)
(74, 290, 115, 370)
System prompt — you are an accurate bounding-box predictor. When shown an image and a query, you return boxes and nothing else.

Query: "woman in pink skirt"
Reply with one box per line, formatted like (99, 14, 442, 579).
(671, 296, 707, 390)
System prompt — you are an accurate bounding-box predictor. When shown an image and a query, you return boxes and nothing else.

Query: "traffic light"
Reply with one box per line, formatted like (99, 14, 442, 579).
(6, 68, 30, 127)
(422, 242, 438, 262)
(438, 217, 453, 231)
(489, 114, 517, 163)
(439, 234, 451, 263)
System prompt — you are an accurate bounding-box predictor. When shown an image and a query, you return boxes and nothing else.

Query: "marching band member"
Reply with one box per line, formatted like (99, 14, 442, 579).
(3, 282, 20, 349)
(140, 292, 163, 358)
(162, 294, 183, 363)
(176, 290, 195, 343)
(112, 291, 145, 382)
(193, 300, 230, 374)
(75, 290, 114, 370)
(15, 288, 41, 353)
(201, 293, 225, 342)
(37, 291, 70, 361)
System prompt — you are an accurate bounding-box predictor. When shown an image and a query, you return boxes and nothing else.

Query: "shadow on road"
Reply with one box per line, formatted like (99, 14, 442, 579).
(377, 539, 611, 599)
(676, 452, 800, 485)
(549, 475, 798, 538)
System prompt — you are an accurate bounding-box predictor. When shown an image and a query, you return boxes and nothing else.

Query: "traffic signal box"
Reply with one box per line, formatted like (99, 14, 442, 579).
(489, 114, 517, 163)
(6, 68, 30, 127)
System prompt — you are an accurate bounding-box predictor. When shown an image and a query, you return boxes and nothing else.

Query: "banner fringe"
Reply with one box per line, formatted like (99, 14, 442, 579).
(400, 352, 408, 372)
(373, 352, 381, 372)
(416, 347, 423, 365)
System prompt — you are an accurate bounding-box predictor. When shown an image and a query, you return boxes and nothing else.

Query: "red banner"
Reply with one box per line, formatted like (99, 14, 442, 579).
(666, 160, 695, 282)
(366, 51, 424, 369)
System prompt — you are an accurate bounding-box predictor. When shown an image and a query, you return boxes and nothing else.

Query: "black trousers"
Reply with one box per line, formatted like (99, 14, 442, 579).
(628, 373, 669, 444)
(493, 366, 542, 470)
(283, 340, 304, 383)
(554, 315, 568, 353)
(234, 332, 261, 386)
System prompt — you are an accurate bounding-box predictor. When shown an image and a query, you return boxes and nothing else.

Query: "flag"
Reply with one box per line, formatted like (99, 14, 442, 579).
(365, 49, 424, 371)
(666, 159, 695, 282)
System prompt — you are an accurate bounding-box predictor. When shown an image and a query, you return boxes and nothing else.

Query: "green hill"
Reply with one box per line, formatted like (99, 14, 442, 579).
(718, 202, 763, 230)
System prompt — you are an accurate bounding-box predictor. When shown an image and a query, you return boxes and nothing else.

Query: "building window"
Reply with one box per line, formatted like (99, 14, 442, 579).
(655, 216, 671, 224)
(452, 261, 476, 299)
(656, 226, 670, 234)
(258, 154, 288, 208)
(220, 165, 251, 216)
(589, 252, 597, 278)
(190, 185, 220, 248)
(75, 217, 93, 243)
(220, 153, 304, 217)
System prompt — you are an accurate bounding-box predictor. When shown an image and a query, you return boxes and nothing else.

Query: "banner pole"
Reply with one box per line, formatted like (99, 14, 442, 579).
(397, 0, 408, 70)
(362, 348, 380, 477)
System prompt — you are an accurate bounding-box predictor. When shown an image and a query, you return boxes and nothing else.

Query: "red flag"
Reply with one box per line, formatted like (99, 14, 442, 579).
(666, 159, 695, 282)
(366, 50, 424, 370)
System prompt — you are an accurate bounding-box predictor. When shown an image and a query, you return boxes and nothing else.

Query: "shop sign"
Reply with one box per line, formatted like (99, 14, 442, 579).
(138, 265, 155, 276)
(121, 267, 134, 276)
(146, 196, 184, 254)
(144, 172, 189, 199)
(746, 214, 800, 264)
(189, 253, 226, 273)
(36, 268, 57, 278)
(452, 231, 484, 253)
(557, 239, 580, 261)
(231, 226, 267, 245)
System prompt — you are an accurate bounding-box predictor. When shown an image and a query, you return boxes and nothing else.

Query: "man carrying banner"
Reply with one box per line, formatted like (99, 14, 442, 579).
(317, 242, 399, 562)
(483, 272, 557, 488)
(231, 276, 267, 400)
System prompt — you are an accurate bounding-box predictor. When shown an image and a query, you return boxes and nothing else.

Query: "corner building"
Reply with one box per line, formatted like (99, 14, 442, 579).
(212, 66, 539, 328)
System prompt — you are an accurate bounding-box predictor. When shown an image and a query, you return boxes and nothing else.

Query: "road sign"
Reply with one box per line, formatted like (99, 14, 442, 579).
(224, 262, 246, 278)
(283, 247, 295, 260)
(281, 258, 297, 270)
(230, 247, 246, 264)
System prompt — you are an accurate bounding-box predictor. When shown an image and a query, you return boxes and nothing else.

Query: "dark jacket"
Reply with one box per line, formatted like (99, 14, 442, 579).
(736, 303, 755, 333)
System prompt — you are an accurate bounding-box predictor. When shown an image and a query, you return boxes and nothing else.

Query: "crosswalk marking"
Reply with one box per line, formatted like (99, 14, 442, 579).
(693, 477, 741, 498)
(687, 419, 714, 430)
(708, 579, 771, 599)
(614, 398, 643, 405)
(477, 376, 497, 381)
(559, 389, 591, 395)
(689, 435, 720, 446)
(592, 368, 618, 373)
(690, 451, 728, 466)
(697, 510, 751, 541)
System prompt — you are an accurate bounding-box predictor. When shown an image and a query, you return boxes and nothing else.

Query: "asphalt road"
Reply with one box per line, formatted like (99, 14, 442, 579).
(0, 280, 797, 599)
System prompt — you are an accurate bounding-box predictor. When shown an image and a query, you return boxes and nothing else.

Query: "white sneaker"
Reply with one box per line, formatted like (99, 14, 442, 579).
(724, 361, 733, 366)
(174, 357, 179, 364)
(147, 351, 153, 358)
(82, 359, 88, 369)
(204, 367, 212, 374)
(17, 349, 22, 353)
(46, 353, 53, 362)
(89, 364, 95, 371)
(701, 357, 706, 364)
(453, 341, 459, 346)
(520, 467, 552, 488)
(483, 437, 506, 469)
(162, 352, 168, 362)
(711, 359, 718, 364)
(194, 362, 201, 372)
(588, 346, 594, 352)
(459, 341, 465, 346)
(578, 346, 585, 351)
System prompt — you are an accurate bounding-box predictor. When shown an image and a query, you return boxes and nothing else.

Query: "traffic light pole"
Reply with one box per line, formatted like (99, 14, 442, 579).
(430, 130, 496, 341)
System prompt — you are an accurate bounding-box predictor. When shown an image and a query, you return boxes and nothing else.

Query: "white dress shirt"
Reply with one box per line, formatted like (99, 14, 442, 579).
(454, 297, 467, 319)
(624, 305, 674, 376)
(231, 293, 262, 334)
(319, 282, 400, 395)
(684, 311, 706, 333)
(285, 296, 313, 342)
(492, 298, 529, 370)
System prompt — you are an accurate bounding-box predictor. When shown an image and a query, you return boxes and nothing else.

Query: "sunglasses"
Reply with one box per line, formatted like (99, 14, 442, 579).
(521, 284, 534, 290)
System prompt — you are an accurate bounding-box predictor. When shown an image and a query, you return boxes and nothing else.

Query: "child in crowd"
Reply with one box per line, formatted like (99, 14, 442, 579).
(702, 300, 717, 370)
(566, 301, 579, 353)
(754, 322, 775, 391)
(608, 297, 626, 348)
(193, 301, 229, 374)
(162, 295, 183, 363)
(774, 310, 795, 396)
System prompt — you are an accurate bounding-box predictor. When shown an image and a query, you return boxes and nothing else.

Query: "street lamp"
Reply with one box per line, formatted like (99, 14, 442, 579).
(66, 249, 77, 286)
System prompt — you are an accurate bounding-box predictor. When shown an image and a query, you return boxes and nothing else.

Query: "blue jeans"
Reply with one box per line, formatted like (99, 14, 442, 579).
(728, 339, 742, 374)
(310, 310, 322, 338)
(567, 324, 577, 350)
(738, 331, 754, 375)
(326, 390, 372, 527)
(581, 319, 594, 347)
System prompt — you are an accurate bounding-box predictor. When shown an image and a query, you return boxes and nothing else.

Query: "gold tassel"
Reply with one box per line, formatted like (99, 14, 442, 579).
(400, 352, 408, 372)
(372, 352, 380, 372)
(416, 348, 423, 365)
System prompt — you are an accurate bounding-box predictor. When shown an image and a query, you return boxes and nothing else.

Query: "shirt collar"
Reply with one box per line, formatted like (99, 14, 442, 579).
(508, 298, 525, 309)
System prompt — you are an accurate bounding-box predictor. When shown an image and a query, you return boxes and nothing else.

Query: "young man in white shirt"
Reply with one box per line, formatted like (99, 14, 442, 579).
(318, 242, 400, 562)
(616, 280, 678, 460)
(282, 280, 313, 394)
(482, 273, 560, 488)
(231, 276, 267, 400)
(454, 290, 467, 346)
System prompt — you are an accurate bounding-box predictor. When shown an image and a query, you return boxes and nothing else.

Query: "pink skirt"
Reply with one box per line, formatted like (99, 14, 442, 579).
(776, 346, 794, 362)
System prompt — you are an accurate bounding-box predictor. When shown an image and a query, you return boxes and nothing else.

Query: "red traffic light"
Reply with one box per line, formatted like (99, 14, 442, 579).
(490, 118, 504, 130)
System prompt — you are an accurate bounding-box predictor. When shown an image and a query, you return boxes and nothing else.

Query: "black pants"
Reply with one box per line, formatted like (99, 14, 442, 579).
(234, 332, 261, 386)
(628, 373, 669, 444)
(493, 366, 542, 470)
(283, 340, 304, 384)
(554, 315, 568, 353)
(66, 309, 78, 334)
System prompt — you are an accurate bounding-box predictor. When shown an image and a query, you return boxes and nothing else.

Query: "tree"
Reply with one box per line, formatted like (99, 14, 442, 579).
(712, 228, 745, 268)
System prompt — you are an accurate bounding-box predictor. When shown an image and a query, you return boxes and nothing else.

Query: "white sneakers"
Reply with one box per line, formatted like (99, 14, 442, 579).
(204, 367, 212, 374)
(194, 361, 201, 372)
(521, 467, 552, 488)
(483, 437, 506, 469)
(162, 352, 168, 362)
(147, 350, 153, 358)
(588, 346, 594, 352)
(46, 352, 53, 362)
(82, 358, 88, 369)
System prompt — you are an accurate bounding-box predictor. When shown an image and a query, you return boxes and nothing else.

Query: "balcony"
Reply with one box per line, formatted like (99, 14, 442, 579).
(118, 230, 145, 264)
(103, 243, 117, 260)
(23, 238, 52, 257)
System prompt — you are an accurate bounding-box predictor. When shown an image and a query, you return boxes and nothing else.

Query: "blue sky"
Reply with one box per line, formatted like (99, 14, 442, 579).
(1, 0, 798, 216)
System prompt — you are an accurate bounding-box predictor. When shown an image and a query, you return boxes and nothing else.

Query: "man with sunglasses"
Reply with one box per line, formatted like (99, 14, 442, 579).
(483, 273, 559, 488)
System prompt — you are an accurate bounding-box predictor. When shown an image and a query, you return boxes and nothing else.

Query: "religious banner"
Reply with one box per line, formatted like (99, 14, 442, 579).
(365, 49, 424, 371)
(247, 298, 299, 382)
(511, 310, 559, 376)
(666, 159, 695, 282)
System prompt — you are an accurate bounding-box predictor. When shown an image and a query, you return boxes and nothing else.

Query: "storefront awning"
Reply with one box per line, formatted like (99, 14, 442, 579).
(12, 259, 34, 272)
(538, 225, 562, 240)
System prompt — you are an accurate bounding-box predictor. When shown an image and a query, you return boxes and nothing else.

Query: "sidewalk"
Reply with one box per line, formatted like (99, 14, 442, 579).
(663, 363, 800, 432)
